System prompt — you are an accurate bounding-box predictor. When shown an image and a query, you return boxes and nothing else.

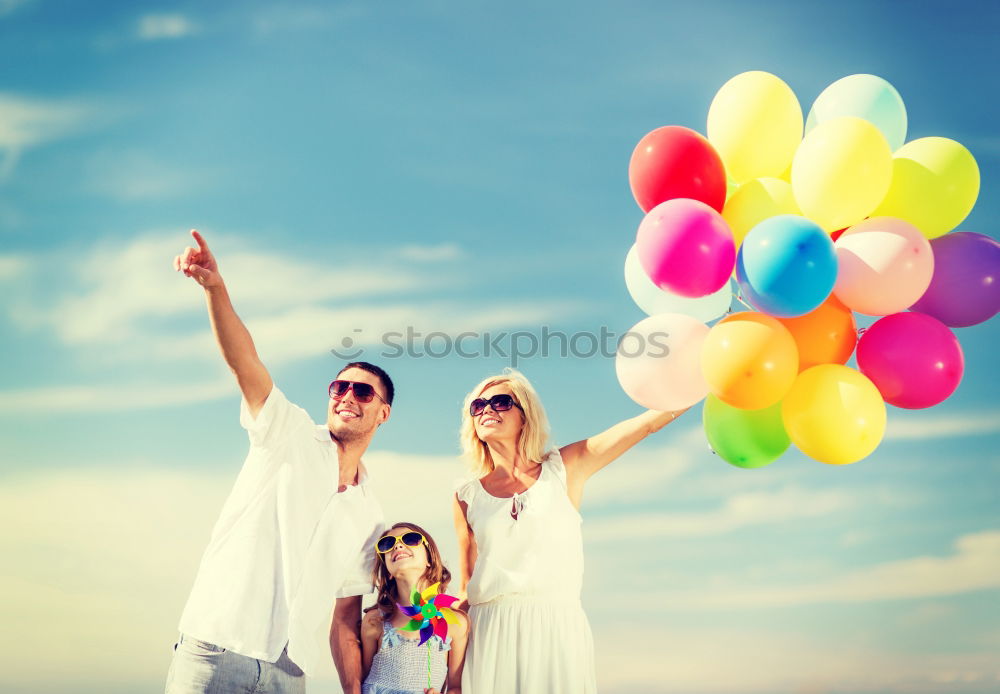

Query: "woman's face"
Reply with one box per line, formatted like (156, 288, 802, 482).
(381, 527, 430, 576)
(472, 383, 524, 444)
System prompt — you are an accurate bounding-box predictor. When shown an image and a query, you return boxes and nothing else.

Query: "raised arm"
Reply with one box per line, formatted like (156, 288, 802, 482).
(560, 408, 687, 504)
(330, 596, 364, 694)
(173, 229, 273, 416)
(452, 494, 477, 611)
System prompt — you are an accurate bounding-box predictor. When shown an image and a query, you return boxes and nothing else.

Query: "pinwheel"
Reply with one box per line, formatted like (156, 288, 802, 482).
(397, 582, 461, 689)
(397, 581, 460, 645)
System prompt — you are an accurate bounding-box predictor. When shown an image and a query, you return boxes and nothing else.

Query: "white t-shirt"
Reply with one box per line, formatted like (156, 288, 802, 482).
(178, 385, 385, 675)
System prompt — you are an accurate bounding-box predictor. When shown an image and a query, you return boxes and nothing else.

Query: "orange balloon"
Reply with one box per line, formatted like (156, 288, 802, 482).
(777, 295, 857, 371)
(701, 311, 799, 409)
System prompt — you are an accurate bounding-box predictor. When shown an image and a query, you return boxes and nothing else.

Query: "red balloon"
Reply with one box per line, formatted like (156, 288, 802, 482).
(856, 312, 964, 409)
(628, 126, 727, 213)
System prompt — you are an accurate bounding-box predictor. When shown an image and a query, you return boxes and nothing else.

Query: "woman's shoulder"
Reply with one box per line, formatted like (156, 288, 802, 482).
(453, 476, 480, 505)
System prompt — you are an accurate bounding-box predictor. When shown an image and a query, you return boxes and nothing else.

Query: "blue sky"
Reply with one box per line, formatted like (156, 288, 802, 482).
(1, 1, 998, 693)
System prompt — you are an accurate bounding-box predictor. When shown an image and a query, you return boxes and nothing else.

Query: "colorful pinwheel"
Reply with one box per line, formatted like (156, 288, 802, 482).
(397, 581, 460, 646)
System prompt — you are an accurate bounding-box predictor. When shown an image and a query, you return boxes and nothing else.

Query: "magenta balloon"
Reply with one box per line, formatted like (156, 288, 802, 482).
(635, 198, 736, 298)
(857, 312, 964, 409)
(909, 231, 1000, 327)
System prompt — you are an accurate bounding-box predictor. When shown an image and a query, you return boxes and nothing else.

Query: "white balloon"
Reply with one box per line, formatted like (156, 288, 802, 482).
(624, 245, 733, 321)
(615, 312, 711, 411)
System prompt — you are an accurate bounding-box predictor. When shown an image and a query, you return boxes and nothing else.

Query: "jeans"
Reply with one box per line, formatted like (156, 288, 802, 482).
(165, 634, 306, 694)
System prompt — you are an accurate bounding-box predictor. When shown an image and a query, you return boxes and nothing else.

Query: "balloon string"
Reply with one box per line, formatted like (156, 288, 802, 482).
(733, 293, 754, 311)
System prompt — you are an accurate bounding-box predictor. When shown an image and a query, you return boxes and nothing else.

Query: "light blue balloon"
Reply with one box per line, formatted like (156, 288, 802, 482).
(805, 74, 907, 151)
(735, 215, 837, 318)
(624, 245, 732, 322)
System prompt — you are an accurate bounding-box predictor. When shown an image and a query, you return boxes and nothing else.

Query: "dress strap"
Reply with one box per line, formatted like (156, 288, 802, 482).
(380, 618, 400, 648)
(542, 447, 568, 490)
(454, 477, 478, 506)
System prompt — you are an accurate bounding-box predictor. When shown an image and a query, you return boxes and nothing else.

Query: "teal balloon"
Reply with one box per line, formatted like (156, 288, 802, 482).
(806, 74, 907, 151)
(735, 215, 837, 317)
(702, 395, 790, 468)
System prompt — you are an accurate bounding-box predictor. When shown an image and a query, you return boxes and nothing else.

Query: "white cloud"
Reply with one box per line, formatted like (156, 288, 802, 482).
(3, 231, 583, 411)
(250, 5, 364, 36)
(397, 243, 464, 262)
(585, 484, 856, 541)
(10, 232, 568, 353)
(593, 622, 1000, 694)
(0, 254, 25, 280)
(136, 13, 199, 40)
(8, 232, 446, 346)
(654, 530, 1000, 610)
(0, 93, 91, 180)
(0, 0, 33, 19)
(85, 149, 206, 201)
(0, 378, 233, 414)
(885, 411, 1000, 441)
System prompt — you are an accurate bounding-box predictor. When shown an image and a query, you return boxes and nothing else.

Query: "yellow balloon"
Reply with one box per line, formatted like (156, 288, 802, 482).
(781, 364, 887, 465)
(791, 116, 893, 231)
(701, 311, 799, 410)
(722, 177, 801, 247)
(872, 137, 980, 239)
(708, 71, 803, 183)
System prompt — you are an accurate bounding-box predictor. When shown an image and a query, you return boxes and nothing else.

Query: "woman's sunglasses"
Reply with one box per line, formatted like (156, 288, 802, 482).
(469, 393, 523, 418)
(329, 380, 386, 404)
(376, 531, 426, 554)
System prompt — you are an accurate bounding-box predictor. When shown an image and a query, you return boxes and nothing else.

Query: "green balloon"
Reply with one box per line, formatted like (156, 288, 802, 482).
(702, 394, 790, 468)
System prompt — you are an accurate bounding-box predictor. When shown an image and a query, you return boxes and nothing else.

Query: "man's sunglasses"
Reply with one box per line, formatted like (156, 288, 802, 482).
(376, 531, 426, 554)
(469, 393, 523, 418)
(328, 380, 386, 404)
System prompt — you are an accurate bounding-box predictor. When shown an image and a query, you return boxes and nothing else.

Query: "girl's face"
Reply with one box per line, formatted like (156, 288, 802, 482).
(472, 384, 524, 444)
(381, 527, 430, 576)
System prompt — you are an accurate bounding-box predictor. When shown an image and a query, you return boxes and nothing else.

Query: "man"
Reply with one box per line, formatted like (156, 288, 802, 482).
(166, 229, 388, 694)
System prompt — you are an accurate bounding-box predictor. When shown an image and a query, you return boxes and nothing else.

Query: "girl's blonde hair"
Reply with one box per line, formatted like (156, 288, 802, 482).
(460, 368, 550, 476)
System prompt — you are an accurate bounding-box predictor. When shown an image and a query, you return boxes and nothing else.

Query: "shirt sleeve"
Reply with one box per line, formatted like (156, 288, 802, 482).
(335, 518, 385, 599)
(239, 384, 314, 448)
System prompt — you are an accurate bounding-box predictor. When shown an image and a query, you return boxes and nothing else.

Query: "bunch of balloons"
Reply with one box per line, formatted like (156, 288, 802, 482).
(616, 71, 998, 468)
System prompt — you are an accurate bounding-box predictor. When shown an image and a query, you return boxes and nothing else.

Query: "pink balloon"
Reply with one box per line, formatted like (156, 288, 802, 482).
(856, 312, 964, 409)
(834, 217, 934, 315)
(635, 198, 736, 298)
(615, 313, 710, 410)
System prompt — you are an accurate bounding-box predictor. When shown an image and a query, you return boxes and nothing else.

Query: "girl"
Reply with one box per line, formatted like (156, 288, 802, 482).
(361, 522, 468, 694)
(453, 369, 686, 693)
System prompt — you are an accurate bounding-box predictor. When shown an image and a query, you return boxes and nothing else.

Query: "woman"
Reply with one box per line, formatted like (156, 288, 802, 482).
(452, 369, 685, 693)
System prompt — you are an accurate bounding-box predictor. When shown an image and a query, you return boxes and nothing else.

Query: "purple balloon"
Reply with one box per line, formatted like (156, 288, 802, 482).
(910, 232, 1000, 327)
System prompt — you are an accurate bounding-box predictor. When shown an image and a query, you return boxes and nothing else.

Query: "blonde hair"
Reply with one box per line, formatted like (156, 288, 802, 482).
(460, 368, 550, 476)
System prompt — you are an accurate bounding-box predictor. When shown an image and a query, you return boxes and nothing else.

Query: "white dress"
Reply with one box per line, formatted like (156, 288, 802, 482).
(455, 448, 596, 694)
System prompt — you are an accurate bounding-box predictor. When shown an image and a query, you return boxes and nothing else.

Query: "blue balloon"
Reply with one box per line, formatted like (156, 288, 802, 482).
(736, 215, 837, 317)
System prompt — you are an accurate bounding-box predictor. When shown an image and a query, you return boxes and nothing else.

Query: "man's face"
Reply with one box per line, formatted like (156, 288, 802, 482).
(327, 367, 390, 442)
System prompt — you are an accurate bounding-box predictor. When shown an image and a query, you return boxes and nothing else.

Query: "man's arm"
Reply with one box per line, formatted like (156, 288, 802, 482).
(330, 596, 364, 694)
(174, 229, 273, 416)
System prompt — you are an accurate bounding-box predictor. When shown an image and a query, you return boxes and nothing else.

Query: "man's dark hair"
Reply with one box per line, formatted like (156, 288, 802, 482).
(338, 361, 395, 405)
